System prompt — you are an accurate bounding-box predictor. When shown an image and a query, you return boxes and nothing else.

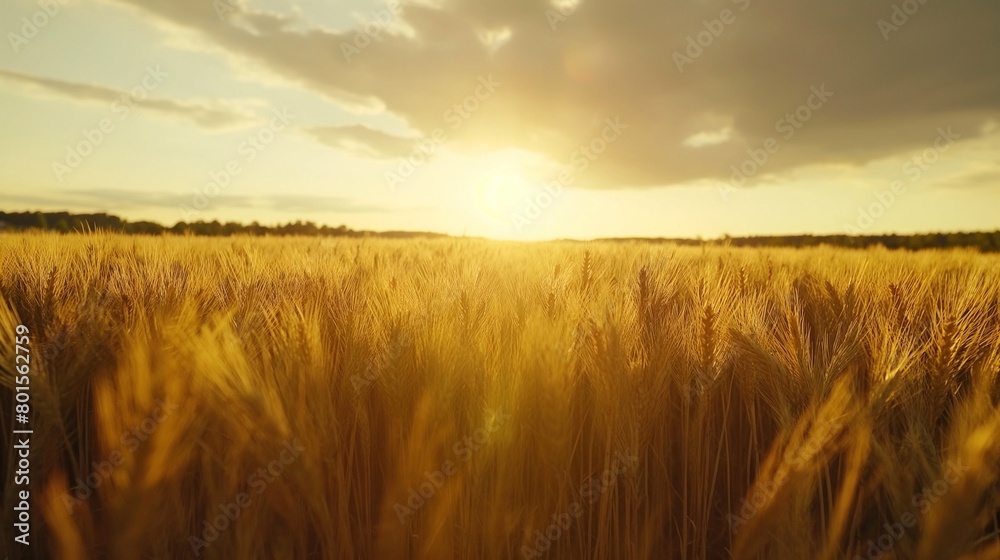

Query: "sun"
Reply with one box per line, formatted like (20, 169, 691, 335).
(471, 168, 537, 231)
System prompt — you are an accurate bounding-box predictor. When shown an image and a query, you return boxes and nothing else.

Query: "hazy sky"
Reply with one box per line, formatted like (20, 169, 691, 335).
(1, 0, 998, 240)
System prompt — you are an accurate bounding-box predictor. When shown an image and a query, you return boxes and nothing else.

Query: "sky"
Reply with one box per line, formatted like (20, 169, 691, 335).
(0, 0, 998, 240)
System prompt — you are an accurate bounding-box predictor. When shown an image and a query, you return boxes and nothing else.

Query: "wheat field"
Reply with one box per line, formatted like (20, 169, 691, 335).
(2, 232, 1000, 560)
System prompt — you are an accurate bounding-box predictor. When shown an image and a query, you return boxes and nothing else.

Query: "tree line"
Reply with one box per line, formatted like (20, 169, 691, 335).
(2, 211, 999, 251)
(0, 211, 446, 239)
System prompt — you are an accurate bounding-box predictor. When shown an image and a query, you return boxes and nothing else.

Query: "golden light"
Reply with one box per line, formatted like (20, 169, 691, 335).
(471, 168, 537, 232)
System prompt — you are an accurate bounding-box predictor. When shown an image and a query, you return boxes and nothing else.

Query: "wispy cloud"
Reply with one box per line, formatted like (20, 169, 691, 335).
(684, 127, 734, 148)
(0, 68, 260, 131)
(1, 188, 395, 215)
(306, 124, 417, 159)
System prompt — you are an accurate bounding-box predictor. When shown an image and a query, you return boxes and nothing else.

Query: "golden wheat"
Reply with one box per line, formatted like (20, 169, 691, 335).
(1, 232, 999, 560)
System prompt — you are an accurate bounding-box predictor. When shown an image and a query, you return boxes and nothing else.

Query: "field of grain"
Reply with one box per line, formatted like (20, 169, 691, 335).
(2, 233, 1000, 560)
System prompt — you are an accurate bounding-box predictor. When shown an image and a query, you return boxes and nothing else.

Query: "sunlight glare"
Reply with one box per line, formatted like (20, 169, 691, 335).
(471, 169, 537, 233)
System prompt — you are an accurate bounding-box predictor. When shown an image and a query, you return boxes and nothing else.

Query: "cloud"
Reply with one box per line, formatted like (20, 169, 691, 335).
(306, 124, 417, 159)
(0, 68, 260, 131)
(684, 127, 734, 148)
(101, 0, 1000, 188)
(924, 167, 1000, 191)
(0, 188, 393, 215)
